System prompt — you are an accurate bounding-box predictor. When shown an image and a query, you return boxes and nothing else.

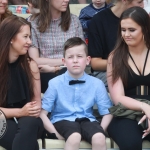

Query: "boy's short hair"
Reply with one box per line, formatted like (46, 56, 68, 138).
(27, 0, 40, 8)
(63, 37, 88, 57)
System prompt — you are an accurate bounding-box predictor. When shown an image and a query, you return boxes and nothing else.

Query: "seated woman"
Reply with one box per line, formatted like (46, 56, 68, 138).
(0, 0, 12, 23)
(28, 0, 84, 93)
(107, 7, 150, 150)
(0, 16, 44, 150)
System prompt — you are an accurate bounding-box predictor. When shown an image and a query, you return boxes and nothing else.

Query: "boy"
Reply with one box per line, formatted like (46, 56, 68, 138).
(79, 0, 112, 43)
(40, 37, 113, 150)
(27, 0, 40, 14)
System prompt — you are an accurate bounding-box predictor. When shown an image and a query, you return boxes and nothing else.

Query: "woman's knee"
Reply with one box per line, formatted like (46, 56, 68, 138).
(66, 132, 81, 146)
(18, 117, 43, 130)
(92, 133, 106, 147)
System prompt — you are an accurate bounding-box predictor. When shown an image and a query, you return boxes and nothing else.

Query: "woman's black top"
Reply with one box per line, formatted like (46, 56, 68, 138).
(125, 50, 150, 100)
(6, 58, 30, 108)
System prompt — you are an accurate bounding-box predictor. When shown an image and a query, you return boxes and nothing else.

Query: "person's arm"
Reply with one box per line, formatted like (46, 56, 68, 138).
(29, 60, 41, 106)
(95, 78, 113, 131)
(107, 56, 150, 115)
(40, 79, 64, 139)
(28, 47, 63, 66)
(91, 58, 107, 71)
(40, 109, 64, 140)
(101, 114, 113, 132)
(88, 15, 107, 71)
(38, 65, 61, 73)
(0, 100, 41, 119)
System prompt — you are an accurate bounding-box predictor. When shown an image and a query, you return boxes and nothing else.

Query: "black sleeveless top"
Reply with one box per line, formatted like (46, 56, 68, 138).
(124, 50, 150, 100)
(6, 58, 30, 108)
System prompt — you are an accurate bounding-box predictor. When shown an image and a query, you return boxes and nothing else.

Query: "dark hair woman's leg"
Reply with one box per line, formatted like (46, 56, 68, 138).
(0, 119, 17, 150)
(108, 118, 143, 150)
(12, 116, 44, 150)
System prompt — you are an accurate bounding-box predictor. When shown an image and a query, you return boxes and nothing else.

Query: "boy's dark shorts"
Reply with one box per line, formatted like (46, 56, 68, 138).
(53, 118, 106, 144)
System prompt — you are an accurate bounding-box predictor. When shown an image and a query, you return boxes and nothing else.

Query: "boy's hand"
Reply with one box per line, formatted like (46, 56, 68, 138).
(56, 133, 64, 140)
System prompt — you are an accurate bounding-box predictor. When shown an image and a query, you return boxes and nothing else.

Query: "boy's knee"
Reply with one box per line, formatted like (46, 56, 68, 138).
(67, 132, 81, 145)
(92, 133, 106, 146)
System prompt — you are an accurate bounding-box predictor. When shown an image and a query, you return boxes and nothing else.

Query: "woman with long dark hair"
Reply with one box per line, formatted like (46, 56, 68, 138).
(107, 7, 150, 150)
(0, 16, 44, 150)
(28, 0, 84, 93)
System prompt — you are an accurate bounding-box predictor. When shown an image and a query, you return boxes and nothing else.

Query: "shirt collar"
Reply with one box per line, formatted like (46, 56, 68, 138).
(64, 70, 86, 82)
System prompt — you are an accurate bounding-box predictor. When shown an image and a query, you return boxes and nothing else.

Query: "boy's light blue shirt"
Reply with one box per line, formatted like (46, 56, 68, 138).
(42, 71, 112, 124)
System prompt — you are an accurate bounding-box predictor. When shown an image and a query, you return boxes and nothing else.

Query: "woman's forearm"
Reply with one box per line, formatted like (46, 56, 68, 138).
(35, 57, 63, 66)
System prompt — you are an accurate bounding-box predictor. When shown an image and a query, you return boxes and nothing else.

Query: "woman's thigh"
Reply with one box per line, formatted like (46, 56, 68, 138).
(108, 118, 143, 150)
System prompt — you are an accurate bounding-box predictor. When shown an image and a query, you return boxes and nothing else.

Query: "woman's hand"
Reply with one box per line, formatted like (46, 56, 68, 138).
(20, 101, 41, 117)
(139, 115, 150, 138)
(141, 103, 150, 119)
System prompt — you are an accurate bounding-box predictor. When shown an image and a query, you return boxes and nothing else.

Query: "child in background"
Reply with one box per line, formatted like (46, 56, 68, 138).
(27, 0, 40, 14)
(40, 37, 112, 150)
(79, 0, 112, 43)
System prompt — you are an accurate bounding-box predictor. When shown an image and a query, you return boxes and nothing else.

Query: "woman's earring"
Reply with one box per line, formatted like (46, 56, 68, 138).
(11, 41, 13, 44)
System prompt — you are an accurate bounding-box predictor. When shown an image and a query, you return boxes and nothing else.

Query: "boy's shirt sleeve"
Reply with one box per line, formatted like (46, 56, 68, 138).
(42, 80, 57, 112)
(95, 80, 113, 115)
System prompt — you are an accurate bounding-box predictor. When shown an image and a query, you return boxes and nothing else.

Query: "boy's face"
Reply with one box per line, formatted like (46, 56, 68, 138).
(92, 0, 105, 8)
(62, 44, 91, 79)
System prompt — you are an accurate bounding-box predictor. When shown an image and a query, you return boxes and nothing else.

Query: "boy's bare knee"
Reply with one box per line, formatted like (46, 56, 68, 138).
(66, 132, 81, 145)
(92, 133, 106, 146)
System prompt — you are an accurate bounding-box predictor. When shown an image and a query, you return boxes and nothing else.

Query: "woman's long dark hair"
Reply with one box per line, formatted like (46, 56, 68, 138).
(110, 7, 150, 86)
(0, 16, 34, 107)
(31, 0, 71, 33)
